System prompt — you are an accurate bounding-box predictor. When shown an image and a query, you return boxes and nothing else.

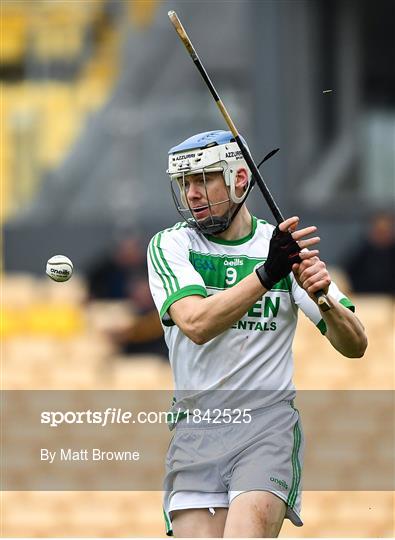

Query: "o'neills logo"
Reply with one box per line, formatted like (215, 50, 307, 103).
(224, 259, 244, 266)
(51, 268, 69, 275)
(51, 268, 70, 276)
(174, 153, 196, 161)
(270, 477, 288, 490)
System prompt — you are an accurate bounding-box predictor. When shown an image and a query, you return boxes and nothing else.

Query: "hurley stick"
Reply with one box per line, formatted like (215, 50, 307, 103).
(168, 11, 331, 311)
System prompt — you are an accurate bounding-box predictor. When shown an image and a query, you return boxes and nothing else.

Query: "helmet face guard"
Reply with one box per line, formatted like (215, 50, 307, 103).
(167, 131, 252, 234)
(170, 169, 233, 235)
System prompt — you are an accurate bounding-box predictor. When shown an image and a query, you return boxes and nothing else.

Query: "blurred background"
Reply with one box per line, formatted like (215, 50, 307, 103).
(1, 0, 394, 537)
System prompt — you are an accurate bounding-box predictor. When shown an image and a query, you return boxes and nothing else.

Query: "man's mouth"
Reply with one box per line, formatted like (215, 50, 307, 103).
(192, 205, 209, 218)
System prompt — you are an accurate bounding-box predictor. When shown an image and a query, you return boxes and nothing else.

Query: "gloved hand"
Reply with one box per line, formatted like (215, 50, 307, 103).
(256, 226, 301, 290)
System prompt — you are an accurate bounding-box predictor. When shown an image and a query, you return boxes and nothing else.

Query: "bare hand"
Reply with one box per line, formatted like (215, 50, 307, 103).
(280, 216, 321, 262)
(292, 255, 331, 299)
(280, 216, 320, 249)
(279, 216, 330, 299)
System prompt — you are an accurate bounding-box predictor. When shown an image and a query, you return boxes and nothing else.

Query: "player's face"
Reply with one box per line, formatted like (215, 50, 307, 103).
(180, 172, 230, 220)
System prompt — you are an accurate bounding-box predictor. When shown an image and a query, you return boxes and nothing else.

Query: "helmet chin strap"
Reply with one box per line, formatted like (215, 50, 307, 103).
(188, 198, 246, 235)
(187, 214, 230, 234)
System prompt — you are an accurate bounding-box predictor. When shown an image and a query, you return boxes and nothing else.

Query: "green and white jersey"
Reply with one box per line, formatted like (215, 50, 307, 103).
(148, 216, 354, 412)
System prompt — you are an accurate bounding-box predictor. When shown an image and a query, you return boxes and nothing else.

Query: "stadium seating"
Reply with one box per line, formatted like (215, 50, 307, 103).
(0, 2, 28, 65)
(294, 295, 393, 389)
(0, 0, 121, 223)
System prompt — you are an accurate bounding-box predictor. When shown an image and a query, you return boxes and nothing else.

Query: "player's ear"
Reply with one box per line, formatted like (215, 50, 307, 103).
(235, 167, 249, 194)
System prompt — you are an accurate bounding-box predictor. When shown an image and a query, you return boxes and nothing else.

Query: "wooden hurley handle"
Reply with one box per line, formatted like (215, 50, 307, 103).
(316, 291, 331, 311)
(168, 11, 196, 58)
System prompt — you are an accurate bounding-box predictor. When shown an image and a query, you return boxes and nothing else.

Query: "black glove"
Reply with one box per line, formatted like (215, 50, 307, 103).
(256, 226, 301, 290)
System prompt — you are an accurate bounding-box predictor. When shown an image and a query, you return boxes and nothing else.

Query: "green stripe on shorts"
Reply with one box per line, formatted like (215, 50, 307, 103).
(163, 507, 173, 536)
(287, 420, 302, 509)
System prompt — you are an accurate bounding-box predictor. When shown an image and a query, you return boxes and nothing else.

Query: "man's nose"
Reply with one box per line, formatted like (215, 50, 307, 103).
(187, 182, 203, 200)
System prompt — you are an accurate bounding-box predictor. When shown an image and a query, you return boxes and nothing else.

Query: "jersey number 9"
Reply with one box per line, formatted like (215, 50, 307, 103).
(225, 267, 238, 285)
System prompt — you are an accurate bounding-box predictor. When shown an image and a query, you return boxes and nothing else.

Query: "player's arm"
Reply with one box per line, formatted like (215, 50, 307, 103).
(170, 273, 267, 344)
(320, 299, 367, 357)
(170, 217, 319, 344)
(292, 257, 368, 358)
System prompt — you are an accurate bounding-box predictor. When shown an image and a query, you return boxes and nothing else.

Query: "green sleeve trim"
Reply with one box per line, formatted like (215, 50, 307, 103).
(149, 231, 180, 297)
(156, 230, 180, 293)
(160, 285, 207, 323)
(317, 319, 327, 335)
(148, 237, 171, 297)
(340, 297, 355, 312)
(316, 296, 356, 334)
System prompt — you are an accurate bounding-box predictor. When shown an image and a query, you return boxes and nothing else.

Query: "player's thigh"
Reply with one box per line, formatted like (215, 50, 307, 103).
(172, 507, 228, 538)
(224, 490, 286, 538)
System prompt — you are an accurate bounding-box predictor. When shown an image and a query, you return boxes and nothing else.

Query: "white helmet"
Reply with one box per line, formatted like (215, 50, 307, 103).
(167, 130, 252, 234)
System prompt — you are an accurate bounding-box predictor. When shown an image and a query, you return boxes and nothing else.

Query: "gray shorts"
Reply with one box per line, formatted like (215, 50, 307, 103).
(163, 400, 304, 535)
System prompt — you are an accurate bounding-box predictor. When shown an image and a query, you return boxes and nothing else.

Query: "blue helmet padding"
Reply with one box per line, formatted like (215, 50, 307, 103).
(168, 130, 247, 154)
